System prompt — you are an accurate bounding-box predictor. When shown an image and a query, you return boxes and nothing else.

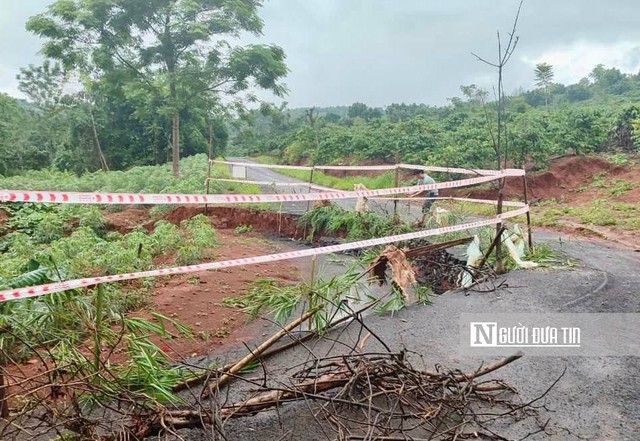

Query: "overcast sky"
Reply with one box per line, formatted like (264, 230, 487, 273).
(2, 0, 640, 107)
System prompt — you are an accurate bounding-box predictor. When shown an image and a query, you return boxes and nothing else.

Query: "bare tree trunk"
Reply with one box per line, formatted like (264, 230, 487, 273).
(172, 111, 180, 177)
(89, 106, 109, 171)
(171, 81, 180, 177)
(208, 120, 214, 159)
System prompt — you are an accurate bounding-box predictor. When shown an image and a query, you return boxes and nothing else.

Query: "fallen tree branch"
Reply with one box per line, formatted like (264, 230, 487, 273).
(201, 308, 317, 398)
(114, 351, 528, 439)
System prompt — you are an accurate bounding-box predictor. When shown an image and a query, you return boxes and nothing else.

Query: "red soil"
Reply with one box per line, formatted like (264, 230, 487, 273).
(135, 228, 301, 359)
(0, 208, 8, 230)
(455, 155, 637, 203)
(450, 155, 640, 250)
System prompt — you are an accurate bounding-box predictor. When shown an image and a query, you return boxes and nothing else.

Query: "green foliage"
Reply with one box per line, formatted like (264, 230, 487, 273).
(224, 262, 370, 332)
(228, 278, 306, 323)
(176, 215, 218, 264)
(234, 224, 254, 234)
(0, 153, 258, 197)
(0, 213, 217, 283)
(230, 62, 640, 170)
(533, 199, 640, 231)
(26, 0, 287, 175)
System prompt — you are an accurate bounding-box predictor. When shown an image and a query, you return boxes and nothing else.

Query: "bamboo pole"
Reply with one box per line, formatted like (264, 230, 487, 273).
(0, 353, 7, 418)
(93, 285, 105, 372)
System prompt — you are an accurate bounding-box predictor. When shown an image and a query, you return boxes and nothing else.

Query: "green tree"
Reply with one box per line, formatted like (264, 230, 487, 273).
(17, 61, 66, 166)
(534, 62, 554, 110)
(348, 102, 370, 120)
(27, 0, 288, 176)
(0, 94, 35, 175)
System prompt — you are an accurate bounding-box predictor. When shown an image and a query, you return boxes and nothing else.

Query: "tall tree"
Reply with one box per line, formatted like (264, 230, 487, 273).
(534, 62, 554, 110)
(17, 61, 70, 168)
(27, 0, 288, 176)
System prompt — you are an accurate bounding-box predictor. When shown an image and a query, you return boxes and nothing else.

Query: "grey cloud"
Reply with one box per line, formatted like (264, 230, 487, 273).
(2, 0, 640, 106)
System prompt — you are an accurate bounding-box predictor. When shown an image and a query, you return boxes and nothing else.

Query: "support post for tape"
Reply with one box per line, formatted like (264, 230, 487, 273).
(393, 153, 400, 219)
(306, 167, 315, 211)
(303, 167, 315, 240)
(93, 284, 105, 372)
(308, 254, 318, 330)
(494, 177, 506, 274)
(522, 170, 533, 250)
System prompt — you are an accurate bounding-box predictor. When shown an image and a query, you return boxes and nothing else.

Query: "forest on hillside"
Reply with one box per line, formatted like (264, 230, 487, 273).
(3, 60, 640, 176)
(232, 65, 640, 169)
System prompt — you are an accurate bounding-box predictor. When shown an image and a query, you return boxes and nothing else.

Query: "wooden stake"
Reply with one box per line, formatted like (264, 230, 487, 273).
(522, 172, 533, 250)
(303, 167, 315, 239)
(478, 226, 507, 269)
(93, 284, 105, 372)
(494, 178, 506, 274)
(393, 153, 400, 218)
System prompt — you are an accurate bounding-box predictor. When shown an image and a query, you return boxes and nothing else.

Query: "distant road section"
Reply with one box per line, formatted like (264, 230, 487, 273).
(225, 157, 421, 221)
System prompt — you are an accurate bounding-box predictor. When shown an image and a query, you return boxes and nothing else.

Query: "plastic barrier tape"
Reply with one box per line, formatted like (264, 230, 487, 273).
(397, 163, 524, 176)
(0, 173, 504, 206)
(369, 196, 526, 207)
(0, 206, 529, 303)
(212, 160, 525, 177)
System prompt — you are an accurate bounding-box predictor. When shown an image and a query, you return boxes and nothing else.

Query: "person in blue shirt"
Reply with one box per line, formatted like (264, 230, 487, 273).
(408, 169, 438, 224)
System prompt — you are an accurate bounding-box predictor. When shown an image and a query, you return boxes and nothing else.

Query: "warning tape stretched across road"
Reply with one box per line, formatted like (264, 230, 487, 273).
(370, 196, 526, 207)
(0, 206, 529, 303)
(0, 172, 505, 206)
(212, 160, 526, 177)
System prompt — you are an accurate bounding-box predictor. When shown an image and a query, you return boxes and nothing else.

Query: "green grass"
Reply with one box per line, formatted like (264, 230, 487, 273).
(583, 171, 638, 197)
(532, 199, 640, 230)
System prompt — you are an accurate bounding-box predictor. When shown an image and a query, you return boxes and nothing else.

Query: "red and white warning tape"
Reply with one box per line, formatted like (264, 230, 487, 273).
(212, 160, 525, 177)
(0, 206, 529, 303)
(0, 173, 504, 206)
(370, 196, 526, 207)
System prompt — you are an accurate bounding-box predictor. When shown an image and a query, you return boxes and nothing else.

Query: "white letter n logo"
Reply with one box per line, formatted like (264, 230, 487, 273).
(470, 322, 497, 347)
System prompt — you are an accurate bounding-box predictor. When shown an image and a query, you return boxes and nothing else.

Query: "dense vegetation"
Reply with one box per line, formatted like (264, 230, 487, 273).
(230, 65, 640, 169)
(3, 63, 640, 179)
